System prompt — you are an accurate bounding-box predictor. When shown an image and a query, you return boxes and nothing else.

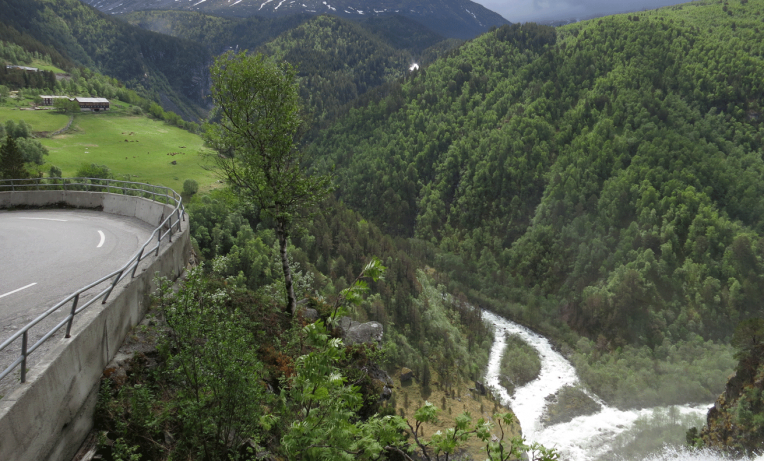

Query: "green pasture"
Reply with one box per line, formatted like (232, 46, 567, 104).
(29, 60, 65, 73)
(0, 106, 71, 132)
(40, 112, 217, 192)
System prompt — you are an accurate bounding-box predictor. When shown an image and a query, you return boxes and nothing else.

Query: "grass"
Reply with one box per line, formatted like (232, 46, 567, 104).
(0, 106, 71, 132)
(389, 369, 521, 459)
(28, 59, 65, 73)
(0, 102, 218, 193)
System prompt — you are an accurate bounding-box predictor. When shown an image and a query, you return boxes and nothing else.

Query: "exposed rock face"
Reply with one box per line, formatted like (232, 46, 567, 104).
(698, 352, 764, 454)
(336, 316, 384, 346)
(346, 321, 384, 346)
(400, 367, 414, 382)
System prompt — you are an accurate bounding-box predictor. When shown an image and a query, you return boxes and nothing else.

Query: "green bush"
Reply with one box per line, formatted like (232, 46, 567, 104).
(500, 334, 542, 391)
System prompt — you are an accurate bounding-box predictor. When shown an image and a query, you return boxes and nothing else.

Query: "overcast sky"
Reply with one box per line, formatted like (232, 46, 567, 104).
(475, 0, 691, 23)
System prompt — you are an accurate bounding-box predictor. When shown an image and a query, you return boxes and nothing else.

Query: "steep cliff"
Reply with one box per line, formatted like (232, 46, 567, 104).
(696, 319, 764, 455)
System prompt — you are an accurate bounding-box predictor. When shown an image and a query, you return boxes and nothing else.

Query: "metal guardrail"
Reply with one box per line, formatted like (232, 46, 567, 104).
(0, 178, 185, 383)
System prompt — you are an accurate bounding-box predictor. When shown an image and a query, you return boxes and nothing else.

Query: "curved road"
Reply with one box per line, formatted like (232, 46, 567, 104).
(0, 209, 154, 391)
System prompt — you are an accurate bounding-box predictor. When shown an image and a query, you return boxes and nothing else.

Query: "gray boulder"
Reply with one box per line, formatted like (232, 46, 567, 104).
(345, 321, 384, 346)
(301, 308, 319, 322)
(336, 316, 361, 336)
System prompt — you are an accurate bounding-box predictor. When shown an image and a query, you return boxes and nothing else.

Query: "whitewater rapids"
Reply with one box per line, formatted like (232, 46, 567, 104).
(481, 309, 763, 461)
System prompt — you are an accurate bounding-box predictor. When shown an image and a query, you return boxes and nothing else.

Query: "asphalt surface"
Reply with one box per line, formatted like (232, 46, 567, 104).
(0, 209, 155, 392)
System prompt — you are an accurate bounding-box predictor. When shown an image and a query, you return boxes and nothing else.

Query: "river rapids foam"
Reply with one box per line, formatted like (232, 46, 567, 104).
(481, 309, 763, 461)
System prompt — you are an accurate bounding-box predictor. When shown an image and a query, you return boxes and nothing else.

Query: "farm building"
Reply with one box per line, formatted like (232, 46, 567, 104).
(39, 95, 71, 106)
(74, 97, 110, 111)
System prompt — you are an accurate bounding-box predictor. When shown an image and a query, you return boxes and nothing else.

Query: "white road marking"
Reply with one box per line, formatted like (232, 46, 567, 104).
(18, 217, 68, 222)
(0, 283, 37, 299)
(97, 230, 105, 248)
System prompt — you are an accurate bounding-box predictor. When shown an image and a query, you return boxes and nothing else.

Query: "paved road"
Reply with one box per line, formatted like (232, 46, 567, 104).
(0, 209, 154, 390)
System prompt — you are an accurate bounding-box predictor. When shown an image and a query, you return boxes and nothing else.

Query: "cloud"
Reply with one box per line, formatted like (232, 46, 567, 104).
(477, 0, 689, 23)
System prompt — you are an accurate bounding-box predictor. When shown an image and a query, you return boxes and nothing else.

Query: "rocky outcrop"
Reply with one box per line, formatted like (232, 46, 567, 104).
(698, 368, 764, 454)
(696, 329, 764, 455)
(346, 322, 384, 346)
(400, 367, 414, 382)
(337, 316, 384, 346)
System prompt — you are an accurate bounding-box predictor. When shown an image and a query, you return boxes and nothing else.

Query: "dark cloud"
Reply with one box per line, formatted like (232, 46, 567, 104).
(476, 0, 689, 23)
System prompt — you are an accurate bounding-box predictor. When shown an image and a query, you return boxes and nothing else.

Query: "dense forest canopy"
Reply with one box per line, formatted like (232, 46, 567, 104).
(307, 0, 764, 353)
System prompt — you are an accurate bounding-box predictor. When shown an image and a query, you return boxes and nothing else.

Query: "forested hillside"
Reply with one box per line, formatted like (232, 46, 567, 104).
(0, 0, 211, 119)
(122, 12, 459, 126)
(307, 0, 764, 399)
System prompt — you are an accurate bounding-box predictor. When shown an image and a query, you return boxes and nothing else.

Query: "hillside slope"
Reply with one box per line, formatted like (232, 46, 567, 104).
(0, 0, 212, 119)
(308, 0, 764, 353)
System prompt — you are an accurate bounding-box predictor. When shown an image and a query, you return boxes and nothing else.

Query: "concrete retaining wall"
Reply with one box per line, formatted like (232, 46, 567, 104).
(0, 191, 190, 461)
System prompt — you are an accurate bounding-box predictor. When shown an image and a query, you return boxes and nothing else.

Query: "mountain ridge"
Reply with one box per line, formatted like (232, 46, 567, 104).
(84, 0, 510, 39)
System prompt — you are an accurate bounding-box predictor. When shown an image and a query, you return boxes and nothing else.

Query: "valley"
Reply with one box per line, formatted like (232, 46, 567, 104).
(1, 0, 764, 459)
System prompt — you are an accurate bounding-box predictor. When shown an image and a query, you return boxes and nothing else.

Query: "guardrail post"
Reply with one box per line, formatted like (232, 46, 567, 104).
(176, 208, 182, 232)
(102, 271, 123, 304)
(65, 294, 80, 338)
(20, 331, 27, 383)
(131, 248, 144, 278)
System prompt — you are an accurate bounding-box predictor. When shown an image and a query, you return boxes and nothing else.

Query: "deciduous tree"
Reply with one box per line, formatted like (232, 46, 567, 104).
(205, 51, 331, 315)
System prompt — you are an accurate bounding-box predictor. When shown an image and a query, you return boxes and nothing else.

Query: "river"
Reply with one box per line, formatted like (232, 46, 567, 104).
(481, 309, 764, 461)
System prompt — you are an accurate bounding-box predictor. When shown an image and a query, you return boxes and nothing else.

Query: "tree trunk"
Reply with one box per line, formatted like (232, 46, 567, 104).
(276, 218, 297, 316)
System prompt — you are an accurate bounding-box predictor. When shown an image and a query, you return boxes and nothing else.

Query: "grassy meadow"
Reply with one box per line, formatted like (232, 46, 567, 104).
(0, 104, 218, 193)
(0, 106, 71, 132)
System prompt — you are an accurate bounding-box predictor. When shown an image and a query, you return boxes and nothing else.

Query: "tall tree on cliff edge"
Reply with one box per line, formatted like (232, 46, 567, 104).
(204, 51, 331, 315)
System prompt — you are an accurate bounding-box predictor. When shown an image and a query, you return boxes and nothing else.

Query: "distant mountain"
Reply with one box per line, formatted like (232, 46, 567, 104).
(84, 0, 510, 39)
(119, 11, 315, 55)
(119, 12, 459, 126)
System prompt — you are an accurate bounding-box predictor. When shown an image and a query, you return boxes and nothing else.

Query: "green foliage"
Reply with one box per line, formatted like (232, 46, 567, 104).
(0, 120, 48, 169)
(155, 267, 269, 459)
(571, 336, 735, 409)
(305, 1, 764, 404)
(0, 135, 28, 179)
(4, 120, 31, 139)
(260, 16, 412, 126)
(281, 317, 407, 460)
(205, 50, 331, 314)
(731, 317, 764, 360)
(53, 97, 80, 113)
(186, 192, 492, 383)
(406, 405, 558, 461)
(182, 178, 198, 197)
(75, 162, 111, 179)
(500, 334, 541, 391)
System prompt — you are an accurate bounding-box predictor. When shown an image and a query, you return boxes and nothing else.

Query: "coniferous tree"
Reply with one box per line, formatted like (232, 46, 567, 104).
(0, 135, 27, 179)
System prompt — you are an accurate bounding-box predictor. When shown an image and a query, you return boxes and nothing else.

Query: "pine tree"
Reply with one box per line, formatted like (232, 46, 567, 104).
(0, 135, 27, 179)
